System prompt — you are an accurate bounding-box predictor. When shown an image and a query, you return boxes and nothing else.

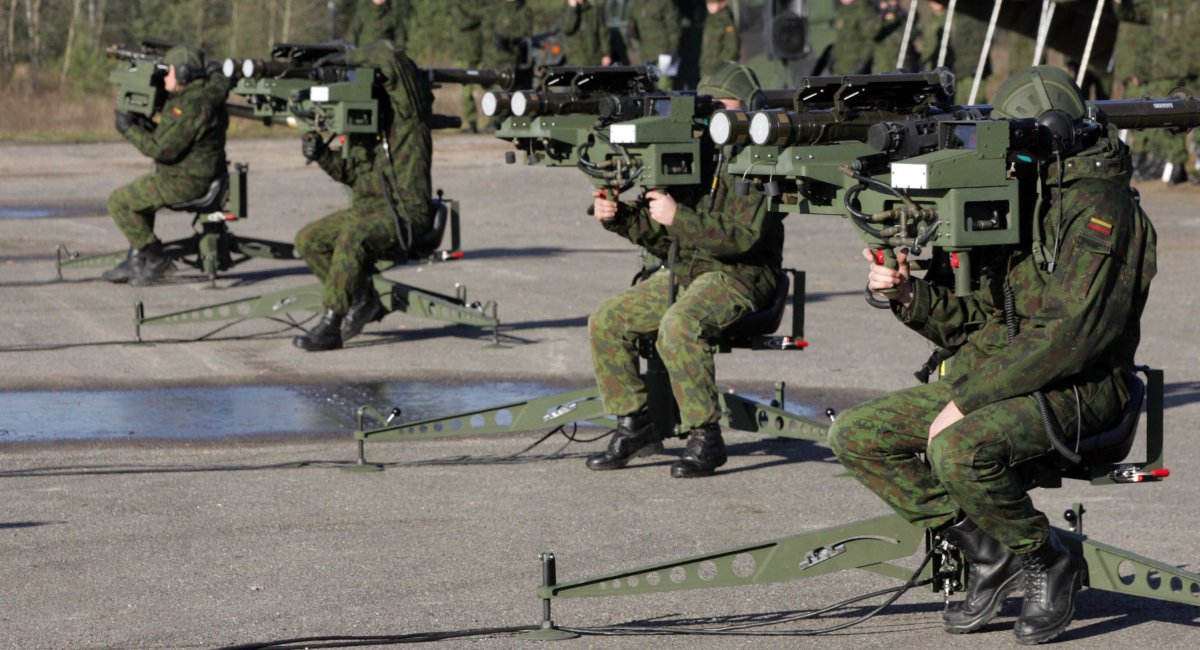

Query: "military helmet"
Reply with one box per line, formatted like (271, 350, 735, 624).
(991, 65, 1086, 121)
(163, 44, 205, 85)
(697, 62, 762, 106)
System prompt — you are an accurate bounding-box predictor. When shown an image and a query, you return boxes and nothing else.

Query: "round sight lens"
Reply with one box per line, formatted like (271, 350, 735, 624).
(709, 112, 731, 145)
(481, 92, 498, 117)
(749, 112, 773, 146)
(242, 59, 256, 79)
(511, 92, 528, 117)
(222, 59, 236, 78)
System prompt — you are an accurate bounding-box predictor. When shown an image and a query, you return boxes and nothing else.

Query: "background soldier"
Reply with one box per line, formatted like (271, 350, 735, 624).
(292, 42, 434, 352)
(104, 43, 228, 286)
(346, 0, 412, 49)
(449, 0, 486, 132)
(481, 0, 533, 131)
(1111, 3, 1153, 177)
(585, 63, 784, 479)
(629, 0, 682, 89)
(920, 0, 990, 103)
(560, 0, 613, 67)
(829, 66, 1157, 644)
(831, 0, 880, 74)
(700, 0, 739, 77)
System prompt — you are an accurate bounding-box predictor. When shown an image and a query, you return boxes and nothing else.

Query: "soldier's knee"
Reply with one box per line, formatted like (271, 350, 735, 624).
(926, 431, 986, 486)
(828, 406, 867, 460)
(656, 310, 700, 352)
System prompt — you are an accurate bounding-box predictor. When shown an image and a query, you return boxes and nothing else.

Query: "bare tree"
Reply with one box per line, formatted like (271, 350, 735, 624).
(62, 0, 83, 81)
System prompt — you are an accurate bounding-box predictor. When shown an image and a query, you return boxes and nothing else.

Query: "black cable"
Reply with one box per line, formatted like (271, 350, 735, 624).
(212, 624, 536, 649)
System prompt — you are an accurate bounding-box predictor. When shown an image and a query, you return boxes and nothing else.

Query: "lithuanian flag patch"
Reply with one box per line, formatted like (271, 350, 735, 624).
(1087, 216, 1112, 236)
(170, 106, 183, 118)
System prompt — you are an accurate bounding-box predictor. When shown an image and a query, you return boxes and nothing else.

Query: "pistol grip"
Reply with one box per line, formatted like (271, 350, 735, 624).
(874, 247, 900, 298)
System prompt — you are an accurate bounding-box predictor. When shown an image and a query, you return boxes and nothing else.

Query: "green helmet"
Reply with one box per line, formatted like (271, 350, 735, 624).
(697, 62, 762, 106)
(991, 65, 1086, 121)
(163, 44, 205, 85)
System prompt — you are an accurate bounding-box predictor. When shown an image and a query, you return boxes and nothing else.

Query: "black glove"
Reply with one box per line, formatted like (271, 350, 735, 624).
(301, 132, 326, 162)
(114, 110, 133, 135)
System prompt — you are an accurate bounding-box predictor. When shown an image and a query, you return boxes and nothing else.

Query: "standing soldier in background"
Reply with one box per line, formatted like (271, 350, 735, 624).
(104, 44, 229, 287)
(920, 0, 990, 103)
(1111, 4, 1153, 178)
(630, 0, 682, 89)
(482, 0, 533, 131)
(700, 0, 738, 77)
(346, 0, 412, 49)
(449, 0, 485, 133)
(832, 0, 919, 74)
(1116, 0, 1199, 185)
(292, 41, 434, 352)
(561, 0, 613, 66)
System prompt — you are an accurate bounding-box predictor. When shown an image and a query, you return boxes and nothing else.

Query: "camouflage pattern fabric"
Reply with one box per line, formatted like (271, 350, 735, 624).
(1130, 0, 1199, 171)
(629, 0, 681, 61)
(113, 72, 228, 248)
(107, 174, 169, 249)
(295, 202, 399, 313)
(449, 0, 485, 127)
(871, 3, 917, 73)
(700, 5, 739, 77)
(591, 173, 783, 428)
(482, 0, 533, 69)
(300, 43, 434, 314)
(920, 3, 990, 103)
(346, 0, 412, 49)
(831, 0, 880, 74)
(560, 0, 611, 66)
(830, 129, 1157, 554)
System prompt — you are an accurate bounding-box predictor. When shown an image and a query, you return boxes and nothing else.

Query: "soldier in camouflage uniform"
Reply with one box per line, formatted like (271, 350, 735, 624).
(920, 0, 990, 104)
(630, 0, 682, 89)
(700, 0, 738, 77)
(1116, 0, 1198, 185)
(1111, 5, 1153, 177)
(829, 66, 1156, 644)
(346, 0, 412, 49)
(292, 42, 434, 352)
(831, 0, 879, 74)
(560, 0, 613, 67)
(104, 43, 229, 286)
(586, 63, 784, 478)
(449, 0, 485, 132)
(483, 0, 534, 70)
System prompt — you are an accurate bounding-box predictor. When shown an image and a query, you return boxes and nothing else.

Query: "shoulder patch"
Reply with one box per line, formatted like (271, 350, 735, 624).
(170, 106, 184, 118)
(1087, 216, 1113, 237)
(725, 25, 735, 33)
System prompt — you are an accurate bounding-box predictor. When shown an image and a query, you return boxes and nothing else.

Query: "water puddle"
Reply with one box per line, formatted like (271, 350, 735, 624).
(0, 204, 104, 219)
(0, 380, 824, 443)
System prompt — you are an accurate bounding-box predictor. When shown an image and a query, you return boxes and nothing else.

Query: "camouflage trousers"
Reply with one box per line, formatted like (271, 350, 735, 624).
(294, 202, 399, 314)
(829, 379, 1119, 554)
(106, 174, 172, 249)
(589, 269, 766, 429)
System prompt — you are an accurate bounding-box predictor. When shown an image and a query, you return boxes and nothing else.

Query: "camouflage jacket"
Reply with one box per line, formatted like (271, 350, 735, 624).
(560, 1, 612, 66)
(831, 0, 878, 74)
(448, 0, 486, 63)
(482, 1, 533, 69)
(630, 0, 681, 60)
(919, 6, 989, 86)
(314, 44, 433, 236)
(895, 131, 1157, 415)
(700, 6, 739, 77)
(603, 174, 783, 300)
(347, 0, 412, 49)
(123, 73, 228, 204)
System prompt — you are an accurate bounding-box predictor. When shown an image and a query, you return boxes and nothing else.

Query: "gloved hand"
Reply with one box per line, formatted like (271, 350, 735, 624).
(114, 110, 134, 135)
(301, 132, 326, 162)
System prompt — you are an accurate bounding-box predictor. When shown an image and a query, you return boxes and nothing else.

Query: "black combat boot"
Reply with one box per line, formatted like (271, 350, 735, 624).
(670, 422, 727, 478)
(341, 281, 386, 341)
(101, 248, 138, 283)
(586, 411, 660, 470)
(128, 241, 175, 286)
(1013, 531, 1085, 645)
(941, 517, 1025, 634)
(292, 310, 345, 351)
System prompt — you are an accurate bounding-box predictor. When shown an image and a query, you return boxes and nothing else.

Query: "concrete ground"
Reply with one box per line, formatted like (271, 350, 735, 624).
(0, 136, 1198, 649)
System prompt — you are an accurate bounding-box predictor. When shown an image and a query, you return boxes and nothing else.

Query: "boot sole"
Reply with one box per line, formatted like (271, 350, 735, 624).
(943, 573, 1023, 634)
(585, 440, 663, 470)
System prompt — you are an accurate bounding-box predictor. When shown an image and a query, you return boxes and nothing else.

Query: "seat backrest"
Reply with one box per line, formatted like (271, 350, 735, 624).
(406, 197, 450, 259)
(722, 269, 790, 340)
(1074, 371, 1146, 465)
(168, 175, 228, 213)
